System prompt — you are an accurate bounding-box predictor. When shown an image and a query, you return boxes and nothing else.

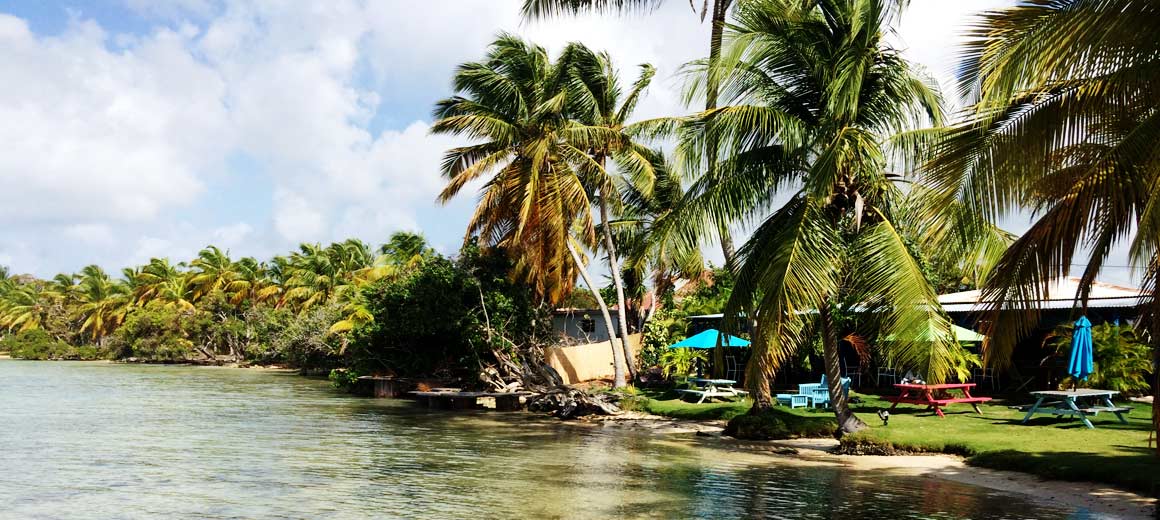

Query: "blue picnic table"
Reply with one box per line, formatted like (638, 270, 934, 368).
(1020, 389, 1131, 429)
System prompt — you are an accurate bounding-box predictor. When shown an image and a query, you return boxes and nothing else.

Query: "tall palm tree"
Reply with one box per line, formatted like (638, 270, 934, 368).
(661, 0, 992, 434)
(523, 0, 741, 268)
(926, 0, 1160, 453)
(431, 34, 630, 387)
(559, 43, 661, 378)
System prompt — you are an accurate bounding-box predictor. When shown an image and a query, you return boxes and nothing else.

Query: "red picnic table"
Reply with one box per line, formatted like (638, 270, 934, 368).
(887, 383, 992, 418)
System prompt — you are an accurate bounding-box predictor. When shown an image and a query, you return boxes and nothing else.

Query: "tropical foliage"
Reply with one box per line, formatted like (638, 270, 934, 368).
(431, 35, 669, 388)
(642, 0, 1011, 433)
(1047, 322, 1153, 396)
(926, 0, 1160, 453)
(659, 347, 708, 379)
(0, 233, 442, 369)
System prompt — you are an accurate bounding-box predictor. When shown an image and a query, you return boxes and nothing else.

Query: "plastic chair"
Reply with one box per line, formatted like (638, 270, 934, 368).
(972, 367, 998, 390)
(724, 354, 742, 381)
(842, 361, 862, 388)
(876, 366, 897, 387)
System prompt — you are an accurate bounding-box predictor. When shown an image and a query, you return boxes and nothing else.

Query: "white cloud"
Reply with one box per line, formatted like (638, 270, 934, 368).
(62, 223, 116, 246)
(0, 15, 224, 225)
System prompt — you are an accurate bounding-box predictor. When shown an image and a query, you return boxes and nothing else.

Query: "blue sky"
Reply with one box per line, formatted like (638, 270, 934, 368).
(1, 0, 1138, 286)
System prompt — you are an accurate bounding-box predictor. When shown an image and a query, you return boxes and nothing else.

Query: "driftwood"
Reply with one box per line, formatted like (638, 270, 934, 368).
(527, 387, 621, 419)
(474, 291, 619, 418)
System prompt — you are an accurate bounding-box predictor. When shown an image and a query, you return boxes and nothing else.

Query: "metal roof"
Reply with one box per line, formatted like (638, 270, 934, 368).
(939, 277, 1148, 313)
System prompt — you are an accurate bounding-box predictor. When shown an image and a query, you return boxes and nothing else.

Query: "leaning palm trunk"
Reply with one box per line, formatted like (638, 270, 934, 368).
(568, 241, 627, 388)
(821, 305, 866, 434)
(706, 0, 736, 268)
(598, 195, 637, 380)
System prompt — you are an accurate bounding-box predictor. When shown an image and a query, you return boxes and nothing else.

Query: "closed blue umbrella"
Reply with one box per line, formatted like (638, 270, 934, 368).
(1067, 316, 1094, 383)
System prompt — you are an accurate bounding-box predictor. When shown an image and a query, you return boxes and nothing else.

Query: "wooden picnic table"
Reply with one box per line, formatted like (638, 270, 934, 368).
(887, 383, 992, 418)
(677, 378, 749, 403)
(1020, 389, 1131, 429)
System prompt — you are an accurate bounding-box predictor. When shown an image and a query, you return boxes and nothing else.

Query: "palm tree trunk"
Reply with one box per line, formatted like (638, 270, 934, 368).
(568, 241, 627, 388)
(821, 303, 867, 435)
(598, 194, 638, 381)
(1152, 339, 1159, 458)
(707, 0, 736, 269)
(746, 330, 774, 411)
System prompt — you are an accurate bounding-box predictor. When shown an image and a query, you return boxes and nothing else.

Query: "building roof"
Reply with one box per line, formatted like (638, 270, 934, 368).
(552, 308, 620, 315)
(939, 277, 1148, 313)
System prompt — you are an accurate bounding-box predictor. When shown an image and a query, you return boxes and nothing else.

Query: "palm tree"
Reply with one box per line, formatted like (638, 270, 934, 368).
(661, 0, 988, 434)
(73, 265, 131, 344)
(130, 258, 186, 306)
(225, 257, 280, 306)
(380, 231, 434, 268)
(283, 244, 343, 311)
(522, 0, 741, 267)
(614, 153, 705, 321)
(0, 281, 51, 333)
(189, 246, 236, 301)
(925, 0, 1160, 453)
(431, 34, 630, 387)
(559, 43, 661, 378)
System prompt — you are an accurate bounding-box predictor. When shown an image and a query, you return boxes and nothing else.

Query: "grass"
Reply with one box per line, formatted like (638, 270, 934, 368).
(636, 387, 751, 421)
(639, 386, 1159, 494)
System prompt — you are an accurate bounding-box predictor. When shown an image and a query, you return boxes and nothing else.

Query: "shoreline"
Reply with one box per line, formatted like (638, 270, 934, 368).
(589, 413, 1157, 519)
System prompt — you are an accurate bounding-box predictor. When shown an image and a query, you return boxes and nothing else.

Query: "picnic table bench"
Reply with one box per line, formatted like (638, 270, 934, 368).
(887, 383, 992, 418)
(676, 378, 749, 404)
(1020, 389, 1131, 429)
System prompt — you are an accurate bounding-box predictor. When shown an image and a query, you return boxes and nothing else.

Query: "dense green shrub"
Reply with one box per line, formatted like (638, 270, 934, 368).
(348, 245, 547, 379)
(328, 368, 361, 391)
(107, 307, 198, 361)
(264, 304, 345, 369)
(1, 329, 103, 360)
(723, 408, 837, 440)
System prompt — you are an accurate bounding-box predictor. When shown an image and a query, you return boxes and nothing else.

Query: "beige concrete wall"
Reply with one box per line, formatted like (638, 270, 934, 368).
(546, 334, 642, 385)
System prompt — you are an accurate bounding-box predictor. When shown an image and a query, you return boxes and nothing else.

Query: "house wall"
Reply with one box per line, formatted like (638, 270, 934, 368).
(546, 334, 641, 384)
(552, 310, 621, 343)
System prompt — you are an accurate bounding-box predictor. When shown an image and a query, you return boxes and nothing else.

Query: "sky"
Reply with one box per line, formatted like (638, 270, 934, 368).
(0, 0, 1139, 286)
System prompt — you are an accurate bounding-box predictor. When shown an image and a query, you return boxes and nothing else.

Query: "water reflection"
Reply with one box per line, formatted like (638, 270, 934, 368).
(0, 361, 1078, 519)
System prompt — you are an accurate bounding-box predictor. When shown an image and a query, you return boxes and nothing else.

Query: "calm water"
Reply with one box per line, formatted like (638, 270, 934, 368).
(0, 361, 1086, 519)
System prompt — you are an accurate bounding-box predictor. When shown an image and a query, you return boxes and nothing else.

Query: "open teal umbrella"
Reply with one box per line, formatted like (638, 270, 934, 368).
(668, 329, 750, 349)
(1067, 316, 1094, 382)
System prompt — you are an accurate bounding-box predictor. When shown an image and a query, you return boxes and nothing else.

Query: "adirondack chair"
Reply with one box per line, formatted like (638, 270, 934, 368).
(806, 376, 852, 408)
(775, 393, 809, 408)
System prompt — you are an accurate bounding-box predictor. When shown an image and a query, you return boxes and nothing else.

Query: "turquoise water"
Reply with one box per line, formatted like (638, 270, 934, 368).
(0, 361, 1082, 519)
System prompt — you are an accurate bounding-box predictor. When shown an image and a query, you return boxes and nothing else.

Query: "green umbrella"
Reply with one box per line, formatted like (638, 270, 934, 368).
(886, 323, 985, 344)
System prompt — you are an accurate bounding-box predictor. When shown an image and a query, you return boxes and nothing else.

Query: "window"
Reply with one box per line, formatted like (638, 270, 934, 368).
(579, 318, 596, 333)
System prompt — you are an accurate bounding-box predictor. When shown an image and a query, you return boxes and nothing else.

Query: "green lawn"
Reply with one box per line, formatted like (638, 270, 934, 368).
(640, 389, 1159, 494)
